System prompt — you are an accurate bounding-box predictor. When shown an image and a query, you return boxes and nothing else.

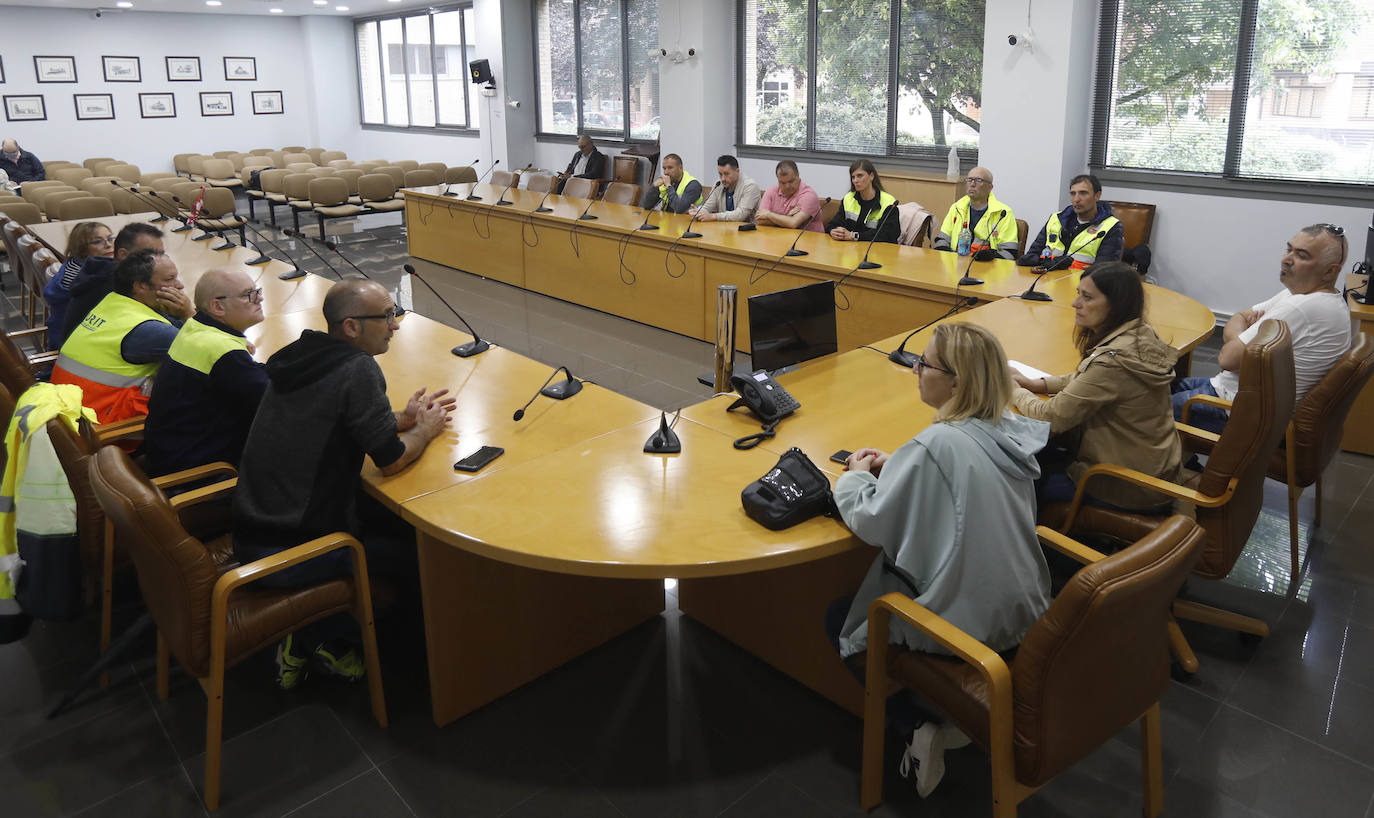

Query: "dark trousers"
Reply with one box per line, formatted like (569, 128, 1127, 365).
(825, 595, 936, 736)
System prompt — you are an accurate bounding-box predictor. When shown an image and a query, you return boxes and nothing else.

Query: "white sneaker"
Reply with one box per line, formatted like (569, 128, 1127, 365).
(897, 721, 947, 798)
(939, 723, 972, 750)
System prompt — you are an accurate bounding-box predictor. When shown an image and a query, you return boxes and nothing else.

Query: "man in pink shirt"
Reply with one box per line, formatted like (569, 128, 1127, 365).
(754, 160, 824, 232)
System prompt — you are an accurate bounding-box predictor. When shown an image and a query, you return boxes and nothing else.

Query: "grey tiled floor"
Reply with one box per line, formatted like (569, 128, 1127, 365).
(4, 218, 1374, 816)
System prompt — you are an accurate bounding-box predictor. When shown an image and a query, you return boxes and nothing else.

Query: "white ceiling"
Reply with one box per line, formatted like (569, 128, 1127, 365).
(0, 0, 441, 16)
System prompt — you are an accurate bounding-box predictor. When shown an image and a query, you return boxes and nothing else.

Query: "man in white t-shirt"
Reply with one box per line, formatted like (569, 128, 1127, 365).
(1172, 224, 1352, 432)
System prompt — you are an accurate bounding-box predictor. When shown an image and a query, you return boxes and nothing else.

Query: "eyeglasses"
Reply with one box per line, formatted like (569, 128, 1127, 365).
(89, 236, 113, 246)
(347, 308, 398, 322)
(214, 287, 263, 304)
(966, 177, 991, 185)
(914, 354, 955, 376)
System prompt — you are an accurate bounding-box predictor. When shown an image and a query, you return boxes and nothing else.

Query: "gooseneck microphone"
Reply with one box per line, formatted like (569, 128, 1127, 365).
(957, 209, 1004, 286)
(466, 159, 499, 201)
(637, 199, 662, 231)
(532, 188, 555, 214)
(237, 217, 296, 269)
(145, 189, 196, 232)
(444, 158, 479, 196)
(495, 163, 532, 206)
(784, 196, 831, 257)
(680, 181, 721, 240)
(111, 180, 173, 223)
(404, 264, 489, 357)
(887, 296, 979, 368)
(856, 203, 899, 270)
(1021, 229, 1103, 302)
(280, 228, 345, 279)
(512, 365, 583, 420)
(575, 197, 600, 221)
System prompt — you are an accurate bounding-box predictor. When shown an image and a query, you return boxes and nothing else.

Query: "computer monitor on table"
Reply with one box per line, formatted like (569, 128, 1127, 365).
(747, 281, 838, 374)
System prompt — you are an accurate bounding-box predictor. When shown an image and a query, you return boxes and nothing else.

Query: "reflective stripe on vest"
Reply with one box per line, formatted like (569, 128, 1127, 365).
(56, 293, 169, 387)
(660, 171, 702, 207)
(167, 318, 249, 376)
(1042, 214, 1120, 270)
(842, 191, 897, 229)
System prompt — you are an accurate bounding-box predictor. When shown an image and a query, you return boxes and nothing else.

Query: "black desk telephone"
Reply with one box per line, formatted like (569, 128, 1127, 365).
(729, 372, 800, 425)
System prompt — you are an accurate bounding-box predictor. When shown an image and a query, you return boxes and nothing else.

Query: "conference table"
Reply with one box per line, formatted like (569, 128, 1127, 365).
(24, 197, 1218, 727)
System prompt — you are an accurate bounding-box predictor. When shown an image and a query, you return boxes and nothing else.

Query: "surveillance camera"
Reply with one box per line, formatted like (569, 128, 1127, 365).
(687, 47, 696, 58)
(1008, 31, 1034, 49)
(507, 99, 521, 109)
(92, 8, 103, 17)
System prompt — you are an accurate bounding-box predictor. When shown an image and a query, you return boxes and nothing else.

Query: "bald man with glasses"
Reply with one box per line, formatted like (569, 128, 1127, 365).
(142, 268, 270, 477)
(931, 166, 1021, 260)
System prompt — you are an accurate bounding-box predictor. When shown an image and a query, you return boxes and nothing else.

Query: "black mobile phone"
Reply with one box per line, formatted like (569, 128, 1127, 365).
(454, 445, 504, 473)
(830, 449, 853, 465)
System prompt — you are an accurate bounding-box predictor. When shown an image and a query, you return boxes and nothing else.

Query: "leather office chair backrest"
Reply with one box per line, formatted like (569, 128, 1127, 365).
(172, 154, 194, 175)
(248, 148, 273, 156)
(1012, 515, 1203, 786)
(612, 155, 639, 185)
(306, 166, 338, 178)
(1193, 319, 1294, 578)
(354, 161, 383, 175)
(268, 150, 288, 169)
(1278, 332, 1374, 488)
(23, 183, 74, 208)
(327, 159, 356, 170)
(54, 197, 116, 221)
(80, 177, 119, 193)
(403, 169, 440, 188)
(602, 182, 640, 206)
(185, 156, 207, 179)
(524, 173, 554, 193)
(0, 200, 42, 226)
(562, 177, 597, 200)
(259, 168, 291, 197)
(281, 146, 307, 153)
(196, 187, 239, 219)
(1102, 200, 1156, 248)
(0, 330, 39, 396)
(88, 445, 220, 676)
(490, 169, 519, 189)
(820, 198, 842, 227)
(1016, 218, 1029, 249)
(211, 151, 236, 159)
(37, 189, 87, 217)
(445, 166, 478, 185)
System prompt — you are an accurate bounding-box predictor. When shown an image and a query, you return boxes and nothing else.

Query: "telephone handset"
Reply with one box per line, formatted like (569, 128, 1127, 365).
(729, 371, 800, 424)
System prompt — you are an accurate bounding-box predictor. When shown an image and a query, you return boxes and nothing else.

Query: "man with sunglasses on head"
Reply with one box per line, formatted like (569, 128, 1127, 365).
(233, 279, 455, 690)
(141, 268, 269, 478)
(1170, 224, 1352, 433)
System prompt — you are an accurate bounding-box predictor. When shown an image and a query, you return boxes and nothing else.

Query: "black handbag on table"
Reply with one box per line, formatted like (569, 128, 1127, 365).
(741, 447, 835, 530)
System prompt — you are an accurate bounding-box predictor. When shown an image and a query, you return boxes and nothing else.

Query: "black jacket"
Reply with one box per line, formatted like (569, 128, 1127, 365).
(0, 149, 45, 184)
(564, 147, 606, 180)
(59, 256, 117, 345)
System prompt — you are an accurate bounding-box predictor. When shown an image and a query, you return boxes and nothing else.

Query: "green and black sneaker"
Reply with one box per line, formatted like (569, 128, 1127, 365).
(275, 634, 309, 690)
(313, 641, 366, 682)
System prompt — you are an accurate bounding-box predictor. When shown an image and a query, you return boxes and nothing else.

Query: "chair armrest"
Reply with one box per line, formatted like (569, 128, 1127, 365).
(94, 415, 146, 443)
(1060, 462, 1238, 532)
(1175, 422, 1221, 450)
(26, 351, 59, 372)
(8, 326, 48, 341)
(1035, 526, 1108, 565)
(168, 477, 238, 511)
(1181, 394, 1232, 425)
(152, 461, 237, 491)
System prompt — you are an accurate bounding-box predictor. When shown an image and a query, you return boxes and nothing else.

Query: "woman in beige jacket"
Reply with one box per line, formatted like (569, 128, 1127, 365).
(1011, 261, 1184, 510)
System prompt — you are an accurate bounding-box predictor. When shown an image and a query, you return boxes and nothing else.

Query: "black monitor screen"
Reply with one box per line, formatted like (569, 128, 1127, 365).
(747, 281, 838, 373)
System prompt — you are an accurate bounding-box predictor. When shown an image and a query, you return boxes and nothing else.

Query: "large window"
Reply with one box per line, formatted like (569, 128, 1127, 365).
(356, 5, 476, 130)
(534, 0, 660, 141)
(739, 0, 983, 159)
(1091, 0, 1374, 186)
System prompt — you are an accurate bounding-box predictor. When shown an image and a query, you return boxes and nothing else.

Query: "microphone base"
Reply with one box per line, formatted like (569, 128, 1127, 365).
(245, 254, 272, 265)
(681, 231, 702, 239)
(451, 339, 491, 358)
(150, 215, 170, 223)
(540, 378, 583, 401)
(1020, 289, 1054, 302)
(888, 349, 919, 368)
(465, 195, 483, 201)
(495, 200, 514, 206)
(637, 224, 659, 231)
(211, 240, 234, 251)
(171, 224, 195, 233)
(277, 268, 306, 281)
(534, 207, 553, 213)
(857, 261, 881, 270)
(785, 249, 808, 257)
(957, 276, 984, 286)
(577, 214, 599, 221)
(643, 423, 682, 454)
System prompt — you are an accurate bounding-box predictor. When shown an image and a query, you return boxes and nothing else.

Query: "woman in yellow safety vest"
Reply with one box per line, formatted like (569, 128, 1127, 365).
(827, 159, 900, 245)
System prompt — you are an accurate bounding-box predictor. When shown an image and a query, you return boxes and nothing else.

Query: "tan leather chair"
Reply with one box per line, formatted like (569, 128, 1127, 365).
(374, 166, 407, 188)
(490, 169, 520, 189)
(258, 168, 293, 225)
(35, 189, 85, 217)
(226, 154, 249, 172)
(304, 148, 326, 165)
(1016, 219, 1028, 249)
(859, 517, 1204, 818)
(247, 148, 274, 156)
(88, 445, 387, 811)
(418, 161, 447, 176)
(282, 173, 317, 233)
(21, 181, 72, 207)
(334, 169, 365, 204)
(192, 187, 248, 246)
(281, 145, 307, 153)
(0, 200, 43, 226)
(54, 167, 94, 188)
(267, 150, 288, 169)
(185, 155, 208, 181)
(1042, 320, 1296, 675)
(326, 159, 355, 170)
(201, 158, 243, 188)
(445, 165, 478, 185)
(285, 162, 316, 174)
(103, 164, 141, 184)
(172, 154, 195, 176)
(524, 172, 554, 193)
(358, 173, 405, 213)
(1103, 200, 1156, 248)
(306, 166, 338, 177)
(320, 150, 348, 164)
(562, 176, 599, 200)
(353, 161, 383, 175)
(52, 196, 116, 221)
(282, 152, 313, 167)
(79, 176, 120, 193)
(307, 176, 365, 239)
(601, 181, 641, 206)
(393, 159, 420, 173)
(82, 157, 116, 171)
(211, 150, 237, 159)
(43, 161, 78, 174)
(139, 172, 179, 186)
(403, 169, 440, 188)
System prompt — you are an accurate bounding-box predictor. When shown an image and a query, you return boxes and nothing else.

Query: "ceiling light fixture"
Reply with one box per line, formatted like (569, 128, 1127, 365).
(314, 0, 327, 4)
(115, 1, 133, 6)
(269, 7, 284, 12)
(335, 4, 350, 9)
(206, 0, 221, 5)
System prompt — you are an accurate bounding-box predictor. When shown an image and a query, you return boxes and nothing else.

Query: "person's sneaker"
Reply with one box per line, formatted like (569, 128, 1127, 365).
(897, 721, 947, 798)
(313, 642, 366, 682)
(939, 723, 972, 750)
(275, 634, 308, 690)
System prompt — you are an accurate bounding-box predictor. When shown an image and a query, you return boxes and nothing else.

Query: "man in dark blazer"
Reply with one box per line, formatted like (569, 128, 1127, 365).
(557, 134, 605, 193)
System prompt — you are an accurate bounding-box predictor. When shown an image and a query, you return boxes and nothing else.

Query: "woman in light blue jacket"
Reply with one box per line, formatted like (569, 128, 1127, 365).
(828, 322, 1052, 799)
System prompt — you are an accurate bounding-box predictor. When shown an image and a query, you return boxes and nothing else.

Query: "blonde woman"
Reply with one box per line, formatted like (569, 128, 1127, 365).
(45, 221, 113, 347)
(827, 322, 1052, 798)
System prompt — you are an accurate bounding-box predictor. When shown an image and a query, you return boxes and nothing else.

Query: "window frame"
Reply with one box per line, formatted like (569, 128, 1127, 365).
(531, 0, 659, 146)
(354, 3, 477, 135)
(734, 0, 981, 171)
(1088, 0, 1373, 207)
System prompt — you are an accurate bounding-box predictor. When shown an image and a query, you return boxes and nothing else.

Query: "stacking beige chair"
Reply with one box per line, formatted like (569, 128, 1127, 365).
(21, 181, 71, 207)
(150, 175, 185, 193)
(282, 173, 317, 232)
(226, 154, 249, 172)
(36, 189, 89, 218)
(83, 157, 116, 171)
(353, 161, 383, 175)
(55, 167, 94, 188)
(307, 177, 366, 239)
(358, 173, 405, 213)
(418, 161, 447, 176)
(108, 186, 144, 215)
(90, 159, 124, 177)
(445, 166, 478, 185)
(0, 200, 43, 226)
(104, 164, 142, 184)
(393, 159, 420, 173)
(256, 168, 292, 224)
(247, 148, 274, 156)
(304, 148, 326, 164)
(211, 150, 237, 159)
(172, 154, 195, 176)
(282, 152, 313, 167)
(193, 187, 248, 247)
(281, 145, 307, 153)
(403, 169, 440, 188)
(333, 169, 365, 204)
(186, 155, 208, 181)
(375, 166, 407, 189)
(327, 159, 355, 170)
(320, 150, 348, 165)
(53, 196, 116, 221)
(524, 173, 554, 193)
(285, 162, 315, 174)
(201, 158, 243, 188)
(44, 161, 78, 174)
(267, 150, 288, 168)
(306, 166, 338, 177)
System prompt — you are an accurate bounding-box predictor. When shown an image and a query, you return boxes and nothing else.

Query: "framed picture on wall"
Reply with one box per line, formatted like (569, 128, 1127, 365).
(34, 56, 77, 83)
(251, 90, 283, 115)
(223, 57, 256, 82)
(165, 56, 201, 82)
(74, 94, 115, 120)
(199, 91, 233, 116)
(102, 56, 141, 82)
(0, 56, 6, 84)
(139, 92, 176, 119)
(4, 95, 47, 122)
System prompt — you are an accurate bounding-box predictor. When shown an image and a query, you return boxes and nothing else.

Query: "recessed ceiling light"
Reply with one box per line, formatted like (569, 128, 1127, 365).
(115, 0, 132, 6)
(269, 7, 283, 12)
(314, 0, 327, 4)
(335, 4, 349, 9)
(206, 0, 221, 5)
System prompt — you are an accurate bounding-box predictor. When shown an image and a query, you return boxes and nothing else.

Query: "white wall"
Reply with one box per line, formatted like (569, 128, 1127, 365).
(0, 7, 318, 174)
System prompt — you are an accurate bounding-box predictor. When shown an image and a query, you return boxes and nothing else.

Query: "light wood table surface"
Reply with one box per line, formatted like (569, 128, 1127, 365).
(1344, 279, 1373, 455)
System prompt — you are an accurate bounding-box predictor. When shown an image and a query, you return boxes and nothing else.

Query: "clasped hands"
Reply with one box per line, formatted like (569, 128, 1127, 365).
(845, 447, 889, 475)
(398, 386, 457, 436)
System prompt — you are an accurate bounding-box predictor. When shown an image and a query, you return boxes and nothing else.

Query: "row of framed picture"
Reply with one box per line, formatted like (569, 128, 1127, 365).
(3, 91, 284, 122)
(0, 55, 260, 84)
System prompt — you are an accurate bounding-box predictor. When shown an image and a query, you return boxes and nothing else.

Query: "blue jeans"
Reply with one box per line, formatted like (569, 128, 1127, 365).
(1171, 377, 1230, 434)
